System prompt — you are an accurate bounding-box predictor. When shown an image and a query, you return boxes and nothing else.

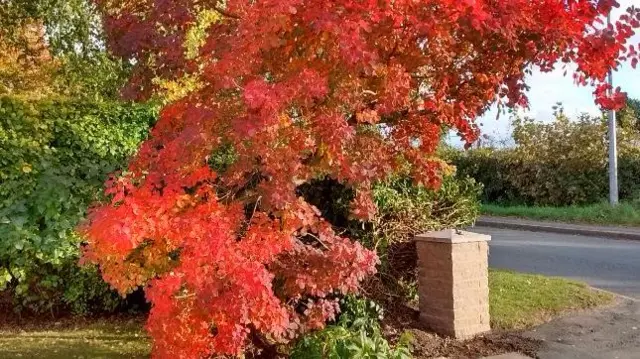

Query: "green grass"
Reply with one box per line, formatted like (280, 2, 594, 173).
(489, 269, 614, 330)
(0, 318, 150, 359)
(482, 202, 640, 226)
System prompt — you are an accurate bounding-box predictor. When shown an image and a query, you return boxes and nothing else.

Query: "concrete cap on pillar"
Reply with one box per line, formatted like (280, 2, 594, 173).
(415, 229, 491, 244)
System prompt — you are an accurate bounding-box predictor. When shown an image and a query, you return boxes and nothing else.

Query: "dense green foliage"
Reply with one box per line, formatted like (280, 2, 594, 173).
(0, 95, 157, 314)
(450, 111, 640, 206)
(291, 296, 412, 359)
(446, 148, 518, 204)
(53, 54, 132, 102)
(618, 98, 640, 132)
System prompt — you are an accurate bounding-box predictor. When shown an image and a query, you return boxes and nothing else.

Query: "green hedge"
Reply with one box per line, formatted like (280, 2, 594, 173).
(448, 113, 640, 206)
(0, 96, 157, 314)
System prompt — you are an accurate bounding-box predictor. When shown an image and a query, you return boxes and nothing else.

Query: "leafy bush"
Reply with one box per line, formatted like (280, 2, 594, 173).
(451, 111, 640, 206)
(300, 173, 482, 299)
(370, 175, 482, 246)
(291, 296, 413, 359)
(0, 95, 157, 314)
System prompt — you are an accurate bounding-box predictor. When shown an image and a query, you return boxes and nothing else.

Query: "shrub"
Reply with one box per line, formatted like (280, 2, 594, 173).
(618, 149, 640, 201)
(0, 95, 157, 314)
(291, 296, 413, 359)
(370, 175, 482, 245)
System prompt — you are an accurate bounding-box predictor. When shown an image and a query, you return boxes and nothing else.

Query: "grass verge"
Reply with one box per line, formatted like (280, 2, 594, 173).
(0, 318, 150, 359)
(489, 269, 614, 330)
(482, 202, 640, 226)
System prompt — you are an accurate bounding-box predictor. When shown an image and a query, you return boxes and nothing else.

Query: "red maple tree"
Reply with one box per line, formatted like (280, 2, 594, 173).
(84, 0, 640, 357)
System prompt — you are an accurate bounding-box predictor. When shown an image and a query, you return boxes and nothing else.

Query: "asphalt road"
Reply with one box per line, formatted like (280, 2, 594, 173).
(474, 227, 640, 299)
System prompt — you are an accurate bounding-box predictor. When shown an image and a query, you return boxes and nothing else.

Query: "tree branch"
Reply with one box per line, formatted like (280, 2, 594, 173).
(214, 6, 240, 19)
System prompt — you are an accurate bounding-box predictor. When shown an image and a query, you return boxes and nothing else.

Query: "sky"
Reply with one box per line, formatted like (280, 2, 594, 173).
(448, 0, 640, 145)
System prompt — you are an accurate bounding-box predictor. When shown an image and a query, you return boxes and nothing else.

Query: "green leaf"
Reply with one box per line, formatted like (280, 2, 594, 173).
(14, 241, 24, 250)
(0, 268, 12, 289)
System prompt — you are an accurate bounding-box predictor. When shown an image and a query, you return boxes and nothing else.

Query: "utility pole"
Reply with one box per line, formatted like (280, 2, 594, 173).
(608, 12, 619, 206)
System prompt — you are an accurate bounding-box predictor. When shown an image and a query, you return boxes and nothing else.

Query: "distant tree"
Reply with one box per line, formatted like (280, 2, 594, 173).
(0, 0, 130, 100)
(0, 0, 102, 57)
(618, 97, 640, 131)
(0, 22, 56, 98)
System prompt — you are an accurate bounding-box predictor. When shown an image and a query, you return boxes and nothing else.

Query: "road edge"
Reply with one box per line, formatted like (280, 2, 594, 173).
(475, 216, 640, 241)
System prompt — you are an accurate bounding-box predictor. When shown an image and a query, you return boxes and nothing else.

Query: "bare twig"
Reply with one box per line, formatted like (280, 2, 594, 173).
(304, 232, 330, 250)
(248, 196, 262, 222)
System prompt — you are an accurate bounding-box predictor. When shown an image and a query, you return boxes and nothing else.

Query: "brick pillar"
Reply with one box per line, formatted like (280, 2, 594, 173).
(415, 229, 491, 339)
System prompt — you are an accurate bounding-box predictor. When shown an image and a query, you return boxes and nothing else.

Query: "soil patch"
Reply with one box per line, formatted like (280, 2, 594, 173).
(382, 303, 541, 359)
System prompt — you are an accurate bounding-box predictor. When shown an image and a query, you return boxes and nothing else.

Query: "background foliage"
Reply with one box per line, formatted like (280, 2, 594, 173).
(0, 0, 104, 57)
(0, 0, 130, 101)
(0, 95, 157, 314)
(450, 108, 640, 206)
(0, 23, 56, 99)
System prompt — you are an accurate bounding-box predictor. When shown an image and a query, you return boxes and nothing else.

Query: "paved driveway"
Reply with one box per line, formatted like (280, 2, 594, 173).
(474, 227, 640, 299)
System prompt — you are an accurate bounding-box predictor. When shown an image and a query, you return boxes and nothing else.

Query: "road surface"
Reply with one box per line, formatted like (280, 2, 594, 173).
(474, 227, 640, 299)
